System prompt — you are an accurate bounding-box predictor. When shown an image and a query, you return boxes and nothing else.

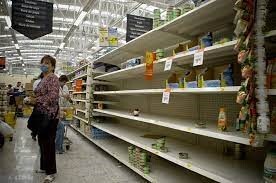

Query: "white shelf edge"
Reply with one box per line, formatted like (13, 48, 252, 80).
(73, 99, 87, 103)
(95, 40, 237, 81)
(265, 30, 276, 38)
(69, 124, 155, 182)
(72, 91, 87, 94)
(93, 109, 250, 145)
(76, 109, 87, 114)
(73, 115, 89, 124)
(72, 73, 88, 80)
(268, 89, 276, 95)
(92, 101, 118, 105)
(94, 86, 241, 95)
(67, 63, 90, 76)
(92, 80, 115, 85)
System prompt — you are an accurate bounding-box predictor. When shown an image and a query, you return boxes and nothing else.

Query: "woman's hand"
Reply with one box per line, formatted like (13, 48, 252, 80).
(29, 97, 37, 105)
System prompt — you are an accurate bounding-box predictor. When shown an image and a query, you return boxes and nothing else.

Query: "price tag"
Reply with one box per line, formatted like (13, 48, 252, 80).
(187, 163, 192, 168)
(162, 89, 171, 104)
(164, 58, 173, 71)
(193, 49, 204, 66)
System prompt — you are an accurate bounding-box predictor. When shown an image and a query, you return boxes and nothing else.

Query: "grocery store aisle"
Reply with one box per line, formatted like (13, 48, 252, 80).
(0, 118, 145, 183)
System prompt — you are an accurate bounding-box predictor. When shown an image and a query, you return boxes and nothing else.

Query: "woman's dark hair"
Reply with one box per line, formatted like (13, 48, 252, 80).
(38, 72, 44, 79)
(41, 55, 56, 72)
(59, 75, 69, 82)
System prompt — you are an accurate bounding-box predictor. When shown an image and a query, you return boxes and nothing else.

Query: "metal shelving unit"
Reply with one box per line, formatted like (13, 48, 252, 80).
(70, 0, 272, 182)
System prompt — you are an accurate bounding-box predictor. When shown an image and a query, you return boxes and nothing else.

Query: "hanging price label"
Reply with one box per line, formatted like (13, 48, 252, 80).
(164, 58, 173, 71)
(162, 89, 171, 104)
(193, 49, 204, 66)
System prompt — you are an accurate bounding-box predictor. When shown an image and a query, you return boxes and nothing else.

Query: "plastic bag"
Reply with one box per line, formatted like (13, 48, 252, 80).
(0, 120, 14, 136)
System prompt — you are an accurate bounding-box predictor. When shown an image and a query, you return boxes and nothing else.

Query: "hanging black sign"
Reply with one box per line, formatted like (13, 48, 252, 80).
(12, 0, 53, 40)
(126, 14, 153, 42)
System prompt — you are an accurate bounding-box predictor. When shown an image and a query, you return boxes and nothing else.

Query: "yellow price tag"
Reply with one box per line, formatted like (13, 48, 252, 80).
(220, 87, 225, 92)
(187, 128, 192, 132)
(187, 163, 192, 168)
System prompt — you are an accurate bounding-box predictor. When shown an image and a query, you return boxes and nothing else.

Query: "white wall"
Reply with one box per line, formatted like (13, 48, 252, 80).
(0, 73, 35, 86)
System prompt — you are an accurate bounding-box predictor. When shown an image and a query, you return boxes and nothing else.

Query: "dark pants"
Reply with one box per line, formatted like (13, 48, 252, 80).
(38, 119, 58, 175)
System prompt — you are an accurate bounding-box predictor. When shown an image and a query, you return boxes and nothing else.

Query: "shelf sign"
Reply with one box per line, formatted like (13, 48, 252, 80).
(126, 14, 153, 42)
(193, 49, 204, 66)
(12, 0, 53, 39)
(164, 58, 173, 71)
(162, 88, 171, 104)
(108, 27, 118, 47)
(99, 27, 118, 47)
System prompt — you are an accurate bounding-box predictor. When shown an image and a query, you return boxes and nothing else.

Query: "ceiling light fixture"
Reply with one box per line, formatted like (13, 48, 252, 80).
(74, 11, 88, 26)
(59, 42, 65, 50)
(15, 44, 19, 49)
(4, 16, 11, 28)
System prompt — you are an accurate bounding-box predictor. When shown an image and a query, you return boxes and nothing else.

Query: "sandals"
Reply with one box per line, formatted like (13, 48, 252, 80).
(35, 169, 46, 173)
(44, 175, 55, 183)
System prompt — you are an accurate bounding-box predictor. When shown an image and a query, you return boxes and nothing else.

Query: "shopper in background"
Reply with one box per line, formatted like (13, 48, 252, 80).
(28, 55, 59, 183)
(13, 82, 23, 92)
(55, 75, 70, 154)
(7, 84, 13, 105)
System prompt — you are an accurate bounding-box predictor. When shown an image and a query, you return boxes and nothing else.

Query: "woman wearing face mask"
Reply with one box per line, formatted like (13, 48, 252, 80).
(29, 55, 59, 183)
(55, 75, 70, 154)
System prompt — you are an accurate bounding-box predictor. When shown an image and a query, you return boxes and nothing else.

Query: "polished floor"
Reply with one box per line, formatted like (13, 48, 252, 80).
(0, 118, 145, 183)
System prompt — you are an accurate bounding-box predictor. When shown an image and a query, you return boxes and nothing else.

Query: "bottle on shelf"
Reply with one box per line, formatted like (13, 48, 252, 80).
(218, 107, 227, 131)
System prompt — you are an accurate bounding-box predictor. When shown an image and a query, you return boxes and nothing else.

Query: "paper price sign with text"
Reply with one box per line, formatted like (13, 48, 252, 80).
(193, 49, 204, 66)
(162, 89, 171, 104)
(164, 58, 173, 71)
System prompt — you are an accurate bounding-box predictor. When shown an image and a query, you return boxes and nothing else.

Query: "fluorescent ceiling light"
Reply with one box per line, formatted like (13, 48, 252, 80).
(18, 40, 53, 44)
(0, 35, 12, 38)
(0, 46, 15, 50)
(4, 16, 11, 28)
(21, 49, 56, 53)
(52, 27, 69, 31)
(59, 42, 65, 50)
(74, 11, 88, 26)
(22, 52, 54, 55)
(15, 44, 19, 49)
(7, 57, 19, 60)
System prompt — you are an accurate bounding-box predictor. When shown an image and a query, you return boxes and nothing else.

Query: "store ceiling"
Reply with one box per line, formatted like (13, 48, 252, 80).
(0, 0, 181, 75)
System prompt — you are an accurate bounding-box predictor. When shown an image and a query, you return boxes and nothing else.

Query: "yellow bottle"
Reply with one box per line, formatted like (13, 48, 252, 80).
(218, 107, 227, 131)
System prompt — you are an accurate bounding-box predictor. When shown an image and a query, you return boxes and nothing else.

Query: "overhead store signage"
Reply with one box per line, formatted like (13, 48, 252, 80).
(99, 27, 118, 47)
(126, 14, 153, 42)
(12, 0, 53, 40)
(0, 57, 6, 70)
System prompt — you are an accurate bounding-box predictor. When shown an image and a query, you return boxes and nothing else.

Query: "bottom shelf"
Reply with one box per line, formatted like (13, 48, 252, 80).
(90, 122, 263, 183)
(70, 125, 211, 183)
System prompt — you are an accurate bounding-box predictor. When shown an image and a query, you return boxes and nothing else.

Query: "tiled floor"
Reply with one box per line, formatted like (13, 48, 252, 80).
(0, 118, 146, 183)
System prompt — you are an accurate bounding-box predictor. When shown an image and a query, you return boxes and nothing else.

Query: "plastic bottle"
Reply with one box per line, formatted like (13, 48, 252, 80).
(218, 107, 227, 131)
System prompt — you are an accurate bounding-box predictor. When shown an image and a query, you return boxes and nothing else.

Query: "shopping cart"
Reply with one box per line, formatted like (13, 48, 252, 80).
(60, 107, 74, 151)
(62, 120, 72, 150)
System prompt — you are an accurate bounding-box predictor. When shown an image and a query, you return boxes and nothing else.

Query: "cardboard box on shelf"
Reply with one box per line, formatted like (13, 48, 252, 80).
(25, 83, 33, 91)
